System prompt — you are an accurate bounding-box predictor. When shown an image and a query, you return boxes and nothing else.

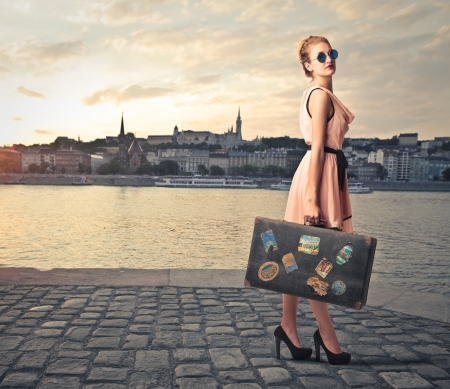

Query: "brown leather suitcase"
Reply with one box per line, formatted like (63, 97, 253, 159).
(244, 216, 377, 310)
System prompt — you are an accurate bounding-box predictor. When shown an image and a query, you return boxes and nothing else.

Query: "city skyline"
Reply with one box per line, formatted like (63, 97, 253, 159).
(1, 0, 450, 146)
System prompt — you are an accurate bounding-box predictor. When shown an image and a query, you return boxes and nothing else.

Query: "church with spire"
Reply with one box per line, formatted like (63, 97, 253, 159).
(118, 113, 148, 174)
(147, 107, 261, 150)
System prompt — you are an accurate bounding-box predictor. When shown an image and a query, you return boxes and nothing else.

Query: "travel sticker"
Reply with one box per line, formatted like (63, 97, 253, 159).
(336, 243, 353, 265)
(258, 261, 279, 281)
(307, 277, 329, 296)
(332, 280, 346, 295)
(261, 230, 278, 253)
(315, 258, 333, 279)
(298, 235, 320, 255)
(282, 253, 298, 273)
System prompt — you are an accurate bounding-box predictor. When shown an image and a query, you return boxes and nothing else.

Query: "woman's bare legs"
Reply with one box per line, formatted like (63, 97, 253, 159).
(309, 300, 342, 353)
(280, 294, 303, 348)
(281, 294, 343, 352)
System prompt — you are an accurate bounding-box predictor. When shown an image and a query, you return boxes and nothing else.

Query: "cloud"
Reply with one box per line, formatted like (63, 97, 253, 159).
(238, 0, 294, 23)
(34, 129, 53, 135)
(168, 75, 222, 88)
(105, 38, 128, 52)
(65, 0, 172, 25)
(82, 84, 175, 105)
(1, 40, 84, 66)
(386, 3, 440, 28)
(13, 118, 23, 121)
(424, 25, 450, 50)
(309, 0, 401, 20)
(17, 86, 46, 99)
(0, 64, 10, 73)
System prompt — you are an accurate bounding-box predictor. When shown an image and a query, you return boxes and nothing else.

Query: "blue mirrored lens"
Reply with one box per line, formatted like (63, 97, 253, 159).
(330, 49, 338, 60)
(317, 52, 327, 63)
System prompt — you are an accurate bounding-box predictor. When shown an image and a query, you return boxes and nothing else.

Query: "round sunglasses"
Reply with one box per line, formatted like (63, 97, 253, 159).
(312, 49, 338, 63)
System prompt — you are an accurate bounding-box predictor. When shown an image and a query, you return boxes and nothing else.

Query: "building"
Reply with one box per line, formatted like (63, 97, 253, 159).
(127, 139, 147, 174)
(21, 150, 41, 172)
(286, 149, 307, 173)
(157, 149, 190, 172)
(382, 151, 398, 181)
(228, 151, 249, 174)
(247, 150, 287, 171)
(209, 152, 229, 173)
(117, 113, 148, 174)
(147, 108, 261, 150)
(54, 150, 91, 174)
(0, 148, 22, 173)
(187, 150, 209, 173)
(348, 162, 382, 181)
(368, 149, 384, 164)
(428, 156, 450, 180)
(409, 156, 430, 182)
(398, 133, 418, 147)
(421, 140, 443, 149)
(397, 151, 410, 181)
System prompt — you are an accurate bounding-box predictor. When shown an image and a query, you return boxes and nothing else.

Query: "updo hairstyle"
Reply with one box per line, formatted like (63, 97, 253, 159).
(297, 36, 330, 78)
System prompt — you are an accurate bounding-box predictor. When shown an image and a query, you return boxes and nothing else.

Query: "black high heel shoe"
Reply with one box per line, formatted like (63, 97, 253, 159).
(313, 329, 351, 365)
(274, 325, 312, 360)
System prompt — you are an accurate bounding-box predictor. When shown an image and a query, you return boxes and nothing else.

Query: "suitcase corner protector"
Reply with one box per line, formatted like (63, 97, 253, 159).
(364, 236, 373, 246)
(255, 216, 263, 224)
(244, 278, 251, 287)
(352, 302, 363, 310)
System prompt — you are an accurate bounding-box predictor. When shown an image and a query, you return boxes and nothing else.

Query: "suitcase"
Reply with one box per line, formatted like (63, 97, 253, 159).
(244, 216, 377, 310)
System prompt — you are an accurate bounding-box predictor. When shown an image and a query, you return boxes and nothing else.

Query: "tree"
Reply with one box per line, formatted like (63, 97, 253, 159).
(77, 163, 85, 174)
(126, 132, 135, 140)
(28, 163, 39, 173)
(210, 165, 225, 175)
(243, 164, 258, 176)
(97, 159, 125, 175)
(197, 164, 208, 175)
(135, 163, 156, 175)
(443, 168, 450, 181)
(39, 162, 50, 174)
(85, 166, 92, 174)
(157, 160, 179, 175)
(263, 165, 286, 176)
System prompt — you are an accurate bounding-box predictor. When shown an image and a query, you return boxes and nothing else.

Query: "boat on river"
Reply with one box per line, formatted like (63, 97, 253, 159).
(155, 176, 258, 188)
(348, 181, 373, 194)
(270, 180, 292, 191)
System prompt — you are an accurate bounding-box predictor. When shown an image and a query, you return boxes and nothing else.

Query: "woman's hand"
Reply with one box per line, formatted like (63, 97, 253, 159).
(304, 200, 322, 225)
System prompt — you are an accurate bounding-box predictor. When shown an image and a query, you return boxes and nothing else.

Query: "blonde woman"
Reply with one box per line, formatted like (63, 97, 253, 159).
(274, 36, 353, 365)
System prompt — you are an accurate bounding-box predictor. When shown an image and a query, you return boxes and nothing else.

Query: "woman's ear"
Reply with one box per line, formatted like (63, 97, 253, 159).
(304, 61, 313, 73)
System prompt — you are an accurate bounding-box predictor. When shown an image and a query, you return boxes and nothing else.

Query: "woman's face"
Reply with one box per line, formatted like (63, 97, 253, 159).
(305, 42, 336, 78)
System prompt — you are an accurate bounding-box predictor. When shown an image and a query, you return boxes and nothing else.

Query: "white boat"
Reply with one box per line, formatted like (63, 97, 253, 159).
(348, 181, 373, 194)
(155, 176, 258, 189)
(270, 180, 292, 191)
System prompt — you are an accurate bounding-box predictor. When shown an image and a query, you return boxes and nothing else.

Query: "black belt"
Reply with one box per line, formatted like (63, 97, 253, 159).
(307, 145, 348, 191)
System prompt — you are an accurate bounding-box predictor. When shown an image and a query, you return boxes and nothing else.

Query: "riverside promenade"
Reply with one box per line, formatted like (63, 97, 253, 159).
(0, 268, 449, 389)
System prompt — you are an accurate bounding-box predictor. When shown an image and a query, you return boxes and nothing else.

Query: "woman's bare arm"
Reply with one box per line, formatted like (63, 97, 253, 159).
(304, 89, 332, 224)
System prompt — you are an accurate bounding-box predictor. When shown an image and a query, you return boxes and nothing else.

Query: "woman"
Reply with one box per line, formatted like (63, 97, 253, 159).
(273, 36, 353, 365)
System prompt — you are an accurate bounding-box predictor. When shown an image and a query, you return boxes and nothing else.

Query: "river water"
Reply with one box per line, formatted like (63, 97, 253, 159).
(0, 186, 449, 296)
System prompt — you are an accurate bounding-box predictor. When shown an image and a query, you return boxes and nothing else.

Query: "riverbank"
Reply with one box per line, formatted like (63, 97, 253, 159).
(0, 268, 449, 389)
(2, 174, 450, 191)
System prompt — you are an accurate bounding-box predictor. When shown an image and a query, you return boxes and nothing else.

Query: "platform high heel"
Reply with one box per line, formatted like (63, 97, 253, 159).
(274, 325, 312, 360)
(313, 329, 351, 365)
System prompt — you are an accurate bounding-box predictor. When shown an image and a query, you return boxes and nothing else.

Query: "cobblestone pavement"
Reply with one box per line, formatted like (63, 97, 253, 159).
(0, 284, 449, 389)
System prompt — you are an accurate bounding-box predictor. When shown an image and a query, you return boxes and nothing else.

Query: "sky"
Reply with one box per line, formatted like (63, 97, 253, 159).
(1, 0, 449, 146)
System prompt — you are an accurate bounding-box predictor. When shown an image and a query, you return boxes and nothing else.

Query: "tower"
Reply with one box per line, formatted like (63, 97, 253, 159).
(236, 107, 242, 141)
(118, 112, 127, 167)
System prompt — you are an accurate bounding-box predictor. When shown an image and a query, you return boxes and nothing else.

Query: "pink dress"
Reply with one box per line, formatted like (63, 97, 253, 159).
(284, 86, 354, 233)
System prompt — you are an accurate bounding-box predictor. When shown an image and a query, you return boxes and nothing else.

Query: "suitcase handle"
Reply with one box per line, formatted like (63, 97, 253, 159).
(304, 217, 327, 228)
